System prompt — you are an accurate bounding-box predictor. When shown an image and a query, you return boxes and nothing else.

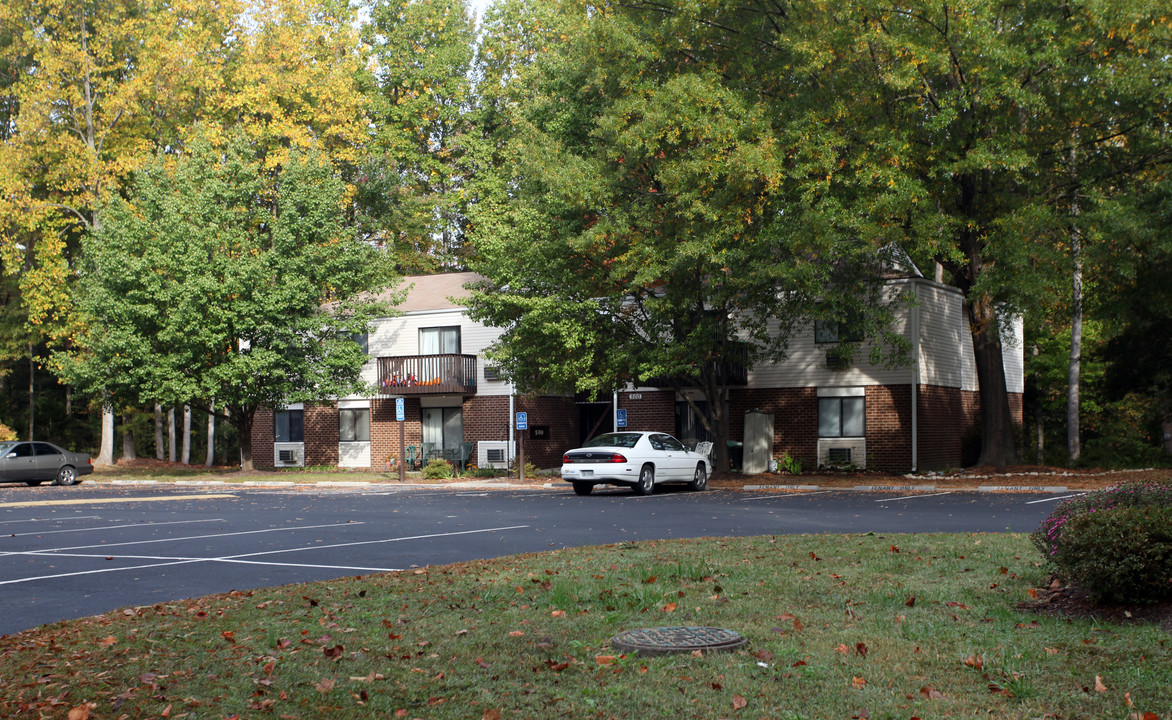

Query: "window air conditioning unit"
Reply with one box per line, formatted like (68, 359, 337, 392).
(818, 439, 866, 468)
(827, 447, 851, 464)
(276, 448, 303, 466)
(478, 441, 512, 468)
(484, 366, 501, 381)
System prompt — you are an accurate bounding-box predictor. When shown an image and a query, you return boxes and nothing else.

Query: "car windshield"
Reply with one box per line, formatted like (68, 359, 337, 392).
(583, 433, 641, 449)
(0, 442, 14, 455)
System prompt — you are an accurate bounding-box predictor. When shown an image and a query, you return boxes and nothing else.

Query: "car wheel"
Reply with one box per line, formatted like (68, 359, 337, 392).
(54, 466, 78, 486)
(633, 465, 654, 495)
(25, 480, 43, 487)
(572, 481, 594, 496)
(688, 464, 707, 491)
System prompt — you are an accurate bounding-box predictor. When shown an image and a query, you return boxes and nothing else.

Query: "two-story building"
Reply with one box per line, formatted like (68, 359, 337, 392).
(251, 271, 1023, 474)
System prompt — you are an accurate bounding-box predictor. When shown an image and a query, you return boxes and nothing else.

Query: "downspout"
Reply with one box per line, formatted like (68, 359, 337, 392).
(613, 391, 619, 433)
(911, 281, 921, 473)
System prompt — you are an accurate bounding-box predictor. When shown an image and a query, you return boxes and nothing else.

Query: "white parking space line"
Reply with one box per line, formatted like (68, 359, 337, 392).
(876, 491, 955, 502)
(0, 524, 531, 585)
(0, 516, 101, 526)
(0, 522, 364, 556)
(4, 518, 224, 537)
(742, 491, 834, 501)
(1026, 493, 1085, 505)
(0, 494, 236, 509)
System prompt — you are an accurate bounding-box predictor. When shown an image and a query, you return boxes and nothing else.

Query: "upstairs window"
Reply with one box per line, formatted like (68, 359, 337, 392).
(420, 326, 461, 355)
(814, 318, 864, 344)
(351, 332, 369, 355)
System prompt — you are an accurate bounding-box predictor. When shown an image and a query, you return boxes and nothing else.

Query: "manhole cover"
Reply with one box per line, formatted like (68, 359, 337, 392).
(611, 626, 747, 655)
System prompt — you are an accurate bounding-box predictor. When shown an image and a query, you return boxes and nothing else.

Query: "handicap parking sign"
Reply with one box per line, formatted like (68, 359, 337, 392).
(395, 397, 405, 421)
(616, 409, 627, 427)
(516, 412, 528, 430)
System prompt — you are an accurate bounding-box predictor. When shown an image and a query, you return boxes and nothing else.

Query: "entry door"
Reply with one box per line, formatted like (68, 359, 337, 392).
(422, 407, 463, 462)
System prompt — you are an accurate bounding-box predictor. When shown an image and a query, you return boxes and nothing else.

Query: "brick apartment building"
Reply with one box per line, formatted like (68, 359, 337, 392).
(251, 271, 1024, 474)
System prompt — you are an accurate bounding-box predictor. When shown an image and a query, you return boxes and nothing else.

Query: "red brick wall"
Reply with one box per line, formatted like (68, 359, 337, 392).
(516, 396, 579, 468)
(866, 385, 912, 472)
(729, 388, 818, 470)
(619, 390, 674, 433)
(305, 403, 339, 467)
(370, 398, 422, 469)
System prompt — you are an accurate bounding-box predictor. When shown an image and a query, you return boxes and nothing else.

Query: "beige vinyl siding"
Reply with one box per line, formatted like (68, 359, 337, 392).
(359, 308, 515, 397)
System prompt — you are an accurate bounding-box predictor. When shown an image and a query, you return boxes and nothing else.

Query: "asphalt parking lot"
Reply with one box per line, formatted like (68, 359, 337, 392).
(0, 482, 1073, 636)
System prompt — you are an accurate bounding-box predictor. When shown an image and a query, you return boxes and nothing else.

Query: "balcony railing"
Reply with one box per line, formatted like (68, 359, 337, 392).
(642, 343, 749, 388)
(377, 354, 478, 395)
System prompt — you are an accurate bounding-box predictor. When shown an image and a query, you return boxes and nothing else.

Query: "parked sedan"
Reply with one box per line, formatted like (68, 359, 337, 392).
(560, 431, 710, 496)
(0, 441, 93, 486)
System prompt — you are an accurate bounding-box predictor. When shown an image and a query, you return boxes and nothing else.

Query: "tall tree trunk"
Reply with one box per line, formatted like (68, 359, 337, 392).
(237, 410, 254, 471)
(167, 407, 177, 462)
(121, 413, 137, 460)
(968, 298, 1018, 470)
(95, 392, 115, 466)
(1066, 137, 1083, 466)
(27, 344, 34, 439)
(205, 401, 215, 468)
(182, 405, 191, 465)
(1031, 343, 1044, 465)
(154, 403, 165, 460)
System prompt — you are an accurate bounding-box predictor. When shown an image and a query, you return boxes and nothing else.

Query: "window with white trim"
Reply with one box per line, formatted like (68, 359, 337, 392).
(275, 410, 304, 442)
(420, 326, 461, 355)
(339, 408, 370, 442)
(818, 396, 865, 438)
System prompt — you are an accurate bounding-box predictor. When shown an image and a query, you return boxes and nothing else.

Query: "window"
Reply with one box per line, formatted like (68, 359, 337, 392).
(819, 396, 865, 437)
(814, 316, 864, 344)
(339, 408, 370, 443)
(351, 332, 369, 355)
(421, 326, 461, 355)
(275, 410, 304, 442)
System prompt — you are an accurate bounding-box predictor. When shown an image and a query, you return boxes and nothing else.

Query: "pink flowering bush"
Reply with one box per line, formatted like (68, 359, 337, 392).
(1031, 482, 1172, 604)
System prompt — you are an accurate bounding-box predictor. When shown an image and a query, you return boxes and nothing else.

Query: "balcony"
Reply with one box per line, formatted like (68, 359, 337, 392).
(642, 343, 749, 388)
(377, 354, 478, 395)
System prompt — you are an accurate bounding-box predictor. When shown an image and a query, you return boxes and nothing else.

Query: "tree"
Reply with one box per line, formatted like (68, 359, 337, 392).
(0, 0, 238, 458)
(662, 0, 1170, 467)
(60, 138, 397, 470)
(359, 0, 478, 271)
(466, 2, 908, 471)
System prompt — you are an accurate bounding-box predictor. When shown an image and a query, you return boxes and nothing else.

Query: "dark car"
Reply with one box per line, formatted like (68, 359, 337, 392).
(0, 441, 93, 486)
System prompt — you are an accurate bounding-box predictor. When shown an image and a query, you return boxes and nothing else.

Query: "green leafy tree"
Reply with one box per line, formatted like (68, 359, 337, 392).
(632, 0, 1170, 467)
(467, 3, 908, 471)
(60, 138, 397, 470)
(360, 0, 478, 270)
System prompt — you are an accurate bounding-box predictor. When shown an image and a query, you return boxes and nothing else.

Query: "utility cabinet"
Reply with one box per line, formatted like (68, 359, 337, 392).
(743, 410, 775, 475)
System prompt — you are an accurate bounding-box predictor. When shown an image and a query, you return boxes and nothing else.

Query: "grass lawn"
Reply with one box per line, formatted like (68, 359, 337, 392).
(2, 533, 1167, 719)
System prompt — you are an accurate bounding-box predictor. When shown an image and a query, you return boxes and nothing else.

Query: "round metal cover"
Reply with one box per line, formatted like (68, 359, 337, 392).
(611, 626, 747, 655)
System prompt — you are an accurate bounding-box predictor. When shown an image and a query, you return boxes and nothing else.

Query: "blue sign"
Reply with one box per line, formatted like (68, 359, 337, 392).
(395, 398, 405, 422)
(616, 409, 627, 427)
(516, 412, 528, 430)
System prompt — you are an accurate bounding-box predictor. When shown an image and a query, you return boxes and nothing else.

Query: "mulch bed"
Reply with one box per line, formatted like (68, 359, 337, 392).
(1020, 576, 1172, 632)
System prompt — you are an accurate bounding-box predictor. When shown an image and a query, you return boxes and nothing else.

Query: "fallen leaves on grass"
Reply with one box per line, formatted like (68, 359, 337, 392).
(732, 694, 747, 710)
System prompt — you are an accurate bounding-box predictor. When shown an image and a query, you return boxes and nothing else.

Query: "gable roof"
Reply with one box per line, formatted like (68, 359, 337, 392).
(382, 272, 485, 312)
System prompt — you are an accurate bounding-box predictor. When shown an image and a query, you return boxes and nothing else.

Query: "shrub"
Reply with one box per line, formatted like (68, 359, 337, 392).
(421, 458, 454, 479)
(779, 453, 802, 475)
(1031, 482, 1172, 604)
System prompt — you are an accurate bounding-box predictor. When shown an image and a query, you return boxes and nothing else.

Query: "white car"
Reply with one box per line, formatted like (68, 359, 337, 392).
(561, 431, 710, 496)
